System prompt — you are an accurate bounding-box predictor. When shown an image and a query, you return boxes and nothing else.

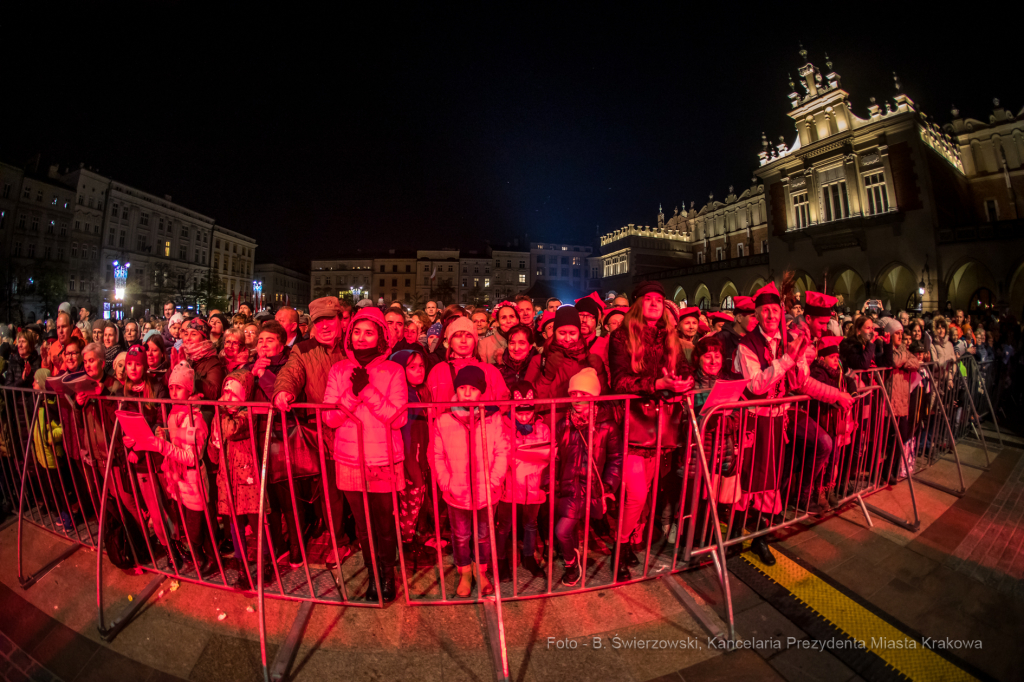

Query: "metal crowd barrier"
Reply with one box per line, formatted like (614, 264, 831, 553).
(1, 371, 969, 682)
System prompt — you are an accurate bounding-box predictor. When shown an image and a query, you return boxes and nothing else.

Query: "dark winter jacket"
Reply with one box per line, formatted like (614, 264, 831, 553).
(496, 347, 537, 392)
(554, 409, 623, 520)
(5, 350, 41, 387)
(191, 354, 226, 402)
(272, 337, 347, 413)
(839, 336, 881, 372)
(525, 342, 607, 401)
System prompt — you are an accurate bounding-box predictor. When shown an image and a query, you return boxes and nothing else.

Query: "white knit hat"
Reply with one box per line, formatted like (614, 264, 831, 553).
(568, 367, 601, 397)
(168, 361, 195, 390)
(444, 316, 478, 342)
(881, 317, 903, 334)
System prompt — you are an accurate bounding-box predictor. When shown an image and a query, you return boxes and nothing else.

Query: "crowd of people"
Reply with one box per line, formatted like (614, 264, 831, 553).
(1, 283, 1021, 602)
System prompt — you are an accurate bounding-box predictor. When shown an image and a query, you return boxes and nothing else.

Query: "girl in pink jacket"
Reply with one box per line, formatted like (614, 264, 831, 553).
(430, 366, 510, 598)
(322, 307, 407, 603)
(493, 380, 551, 579)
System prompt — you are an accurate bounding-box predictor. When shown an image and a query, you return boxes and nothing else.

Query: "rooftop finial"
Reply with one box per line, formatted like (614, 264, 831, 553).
(825, 52, 832, 71)
(893, 71, 901, 92)
(761, 131, 768, 149)
(993, 97, 1001, 107)
(798, 42, 807, 61)
(788, 73, 795, 90)
(951, 105, 959, 117)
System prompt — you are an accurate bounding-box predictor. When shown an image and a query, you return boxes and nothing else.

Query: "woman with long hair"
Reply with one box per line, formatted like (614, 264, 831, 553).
(608, 281, 692, 577)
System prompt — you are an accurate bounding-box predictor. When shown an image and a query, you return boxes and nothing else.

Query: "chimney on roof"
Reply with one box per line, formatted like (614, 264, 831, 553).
(47, 164, 59, 179)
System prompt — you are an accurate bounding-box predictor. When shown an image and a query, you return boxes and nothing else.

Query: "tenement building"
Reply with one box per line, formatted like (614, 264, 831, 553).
(371, 251, 417, 306)
(613, 49, 1024, 317)
(487, 244, 531, 303)
(310, 258, 373, 302)
(254, 262, 310, 309)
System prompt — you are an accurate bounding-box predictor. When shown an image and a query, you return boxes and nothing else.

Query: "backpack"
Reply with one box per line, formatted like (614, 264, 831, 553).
(103, 504, 151, 570)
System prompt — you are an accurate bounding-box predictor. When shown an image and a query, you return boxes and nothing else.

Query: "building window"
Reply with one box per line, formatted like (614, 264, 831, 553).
(119, 230, 126, 247)
(36, 189, 43, 202)
(13, 242, 21, 257)
(561, 267, 569, 277)
(140, 212, 149, 226)
(518, 273, 526, 284)
(122, 207, 129, 220)
(536, 268, 543, 277)
(28, 243, 36, 257)
(561, 256, 570, 265)
(74, 220, 80, 231)
(405, 264, 411, 273)
(984, 199, 998, 223)
(178, 246, 186, 260)
(536, 255, 545, 264)
(69, 275, 75, 291)
(137, 234, 147, 251)
(737, 243, 745, 257)
(71, 242, 78, 258)
(761, 239, 768, 253)
(572, 269, 580, 278)
(392, 265, 398, 273)
(324, 276, 331, 285)
(864, 173, 889, 215)
(31, 217, 39, 232)
(391, 278, 397, 287)
(181, 225, 189, 238)
(405, 278, 410, 287)
(18, 214, 26, 229)
(46, 220, 54, 235)
(715, 247, 723, 261)
(821, 180, 850, 222)
(792, 191, 810, 228)
(163, 240, 171, 257)
(59, 222, 67, 237)
(57, 247, 63, 260)
(111, 203, 118, 216)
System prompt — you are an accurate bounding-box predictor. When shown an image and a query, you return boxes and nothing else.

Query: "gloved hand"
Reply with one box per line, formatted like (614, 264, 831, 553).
(351, 367, 370, 395)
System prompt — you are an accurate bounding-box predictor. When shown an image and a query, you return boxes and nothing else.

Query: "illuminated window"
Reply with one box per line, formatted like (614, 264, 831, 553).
(792, 191, 810, 228)
(820, 180, 849, 222)
(864, 173, 889, 215)
(518, 274, 525, 283)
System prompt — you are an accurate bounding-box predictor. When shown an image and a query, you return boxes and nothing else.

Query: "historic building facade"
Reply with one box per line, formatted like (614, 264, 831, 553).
(613, 50, 1024, 317)
(310, 258, 373, 302)
(371, 252, 417, 306)
(254, 263, 310, 309)
(488, 247, 531, 303)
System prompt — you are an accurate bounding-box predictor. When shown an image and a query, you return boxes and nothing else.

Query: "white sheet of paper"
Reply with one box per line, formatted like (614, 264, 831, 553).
(115, 410, 159, 451)
(700, 379, 748, 413)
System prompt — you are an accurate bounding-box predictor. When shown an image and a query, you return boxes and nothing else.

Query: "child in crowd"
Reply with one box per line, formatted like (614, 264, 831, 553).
(553, 368, 622, 586)
(494, 380, 551, 579)
(212, 368, 267, 590)
(390, 348, 432, 563)
(430, 366, 509, 597)
(150, 362, 216, 576)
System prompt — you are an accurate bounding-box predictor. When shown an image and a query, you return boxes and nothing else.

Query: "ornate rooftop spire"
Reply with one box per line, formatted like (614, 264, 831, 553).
(798, 42, 807, 61)
(893, 71, 902, 92)
(825, 52, 833, 71)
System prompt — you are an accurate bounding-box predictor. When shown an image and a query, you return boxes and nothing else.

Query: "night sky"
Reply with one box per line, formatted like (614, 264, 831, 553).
(4, 6, 1017, 271)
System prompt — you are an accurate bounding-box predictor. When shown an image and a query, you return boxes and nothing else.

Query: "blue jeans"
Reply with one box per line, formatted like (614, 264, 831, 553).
(448, 506, 493, 568)
(494, 501, 540, 561)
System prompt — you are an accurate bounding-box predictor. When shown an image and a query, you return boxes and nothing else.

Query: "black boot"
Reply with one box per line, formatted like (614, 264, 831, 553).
(380, 566, 396, 603)
(615, 544, 632, 582)
(750, 536, 775, 566)
(497, 556, 512, 582)
(364, 569, 379, 602)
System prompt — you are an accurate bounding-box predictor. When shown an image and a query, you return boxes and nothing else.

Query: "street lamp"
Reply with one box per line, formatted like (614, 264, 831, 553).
(253, 279, 263, 311)
(113, 260, 130, 301)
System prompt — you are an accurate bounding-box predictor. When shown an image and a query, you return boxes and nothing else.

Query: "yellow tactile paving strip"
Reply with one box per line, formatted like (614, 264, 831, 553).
(742, 551, 978, 682)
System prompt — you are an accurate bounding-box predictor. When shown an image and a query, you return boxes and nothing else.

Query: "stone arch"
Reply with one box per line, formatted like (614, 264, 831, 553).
(694, 283, 711, 310)
(747, 277, 766, 296)
(945, 259, 997, 314)
(719, 280, 738, 303)
(671, 285, 688, 305)
(832, 268, 866, 310)
(791, 270, 818, 295)
(875, 261, 919, 312)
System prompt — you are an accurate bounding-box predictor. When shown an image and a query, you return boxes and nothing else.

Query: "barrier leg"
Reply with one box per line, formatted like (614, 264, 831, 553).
(98, 574, 165, 642)
(268, 601, 314, 682)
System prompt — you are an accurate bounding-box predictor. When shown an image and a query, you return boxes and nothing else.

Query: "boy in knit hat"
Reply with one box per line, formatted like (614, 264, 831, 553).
(431, 365, 510, 598)
(554, 367, 622, 586)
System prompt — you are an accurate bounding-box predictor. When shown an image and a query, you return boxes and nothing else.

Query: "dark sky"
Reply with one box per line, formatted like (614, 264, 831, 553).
(4, 6, 1017, 271)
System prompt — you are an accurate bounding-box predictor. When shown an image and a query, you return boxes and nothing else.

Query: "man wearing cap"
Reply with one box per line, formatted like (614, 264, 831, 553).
(717, 296, 755, 375)
(574, 293, 605, 352)
(732, 282, 813, 565)
(479, 301, 519, 365)
(272, 296, 350, 566)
